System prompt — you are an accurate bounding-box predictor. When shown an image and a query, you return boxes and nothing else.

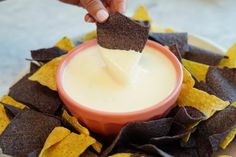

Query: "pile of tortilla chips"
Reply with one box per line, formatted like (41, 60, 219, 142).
(0, 5, 236, 157)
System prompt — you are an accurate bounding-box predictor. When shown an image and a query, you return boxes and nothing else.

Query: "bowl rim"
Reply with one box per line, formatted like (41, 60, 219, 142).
(56, 39, 183, 119)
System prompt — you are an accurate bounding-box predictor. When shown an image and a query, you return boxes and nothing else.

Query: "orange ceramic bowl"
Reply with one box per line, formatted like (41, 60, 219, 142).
(57, 39, 183, 136)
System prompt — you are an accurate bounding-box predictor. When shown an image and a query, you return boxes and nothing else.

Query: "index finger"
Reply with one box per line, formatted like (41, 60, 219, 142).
(80, 0, 109, 22)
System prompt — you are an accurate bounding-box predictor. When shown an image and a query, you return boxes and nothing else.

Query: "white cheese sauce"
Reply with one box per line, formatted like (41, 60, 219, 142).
(62, 45, 177, 113)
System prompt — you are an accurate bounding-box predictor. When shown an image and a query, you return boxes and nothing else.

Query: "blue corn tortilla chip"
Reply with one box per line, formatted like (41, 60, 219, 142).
(134, 20, 150, 28)
(197, 106, 236, 151)
(133, 144, 173, 157)
(180, 136, 196, 148)
(31, 46, 67, 63)
(80, 149, 99, 157)
(192, 105, 236, 157)
(30, 62, 40, 74)
(206, 66, 236, 103)
(101, 113, 199, 157)
(27, 149, 41, 157)
(111, 147, 156, 157)
(149, 128, 195, 146)
(0, 109, 61, 157)
(9, 74, 62, 114)
(184, 45, 225, 66)
(196, 136, 212, 157)
(194, 80, 216, 95)
(174, 106, 206, 126)
(133, 143, 198, 157)
(0, 102, 23, 120)
(97, 12, 150, 52)
(167, 106, 205, 135)
(101, 118, 194, 157)
(148, 33, 189, 56)
(102, 118, 173, 156)
(168, 44, 182, 62)
(131, 153, 154, 157)
(194, 66, 236, 103)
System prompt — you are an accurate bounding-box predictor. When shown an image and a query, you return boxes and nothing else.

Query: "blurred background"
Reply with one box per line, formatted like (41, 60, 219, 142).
(0, 0, 236, 96)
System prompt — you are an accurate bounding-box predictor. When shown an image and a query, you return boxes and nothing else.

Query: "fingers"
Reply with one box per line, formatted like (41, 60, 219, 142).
(80, 0, 109, 22)
(84, 14, 96, 23)
(111, 0, 126, 14)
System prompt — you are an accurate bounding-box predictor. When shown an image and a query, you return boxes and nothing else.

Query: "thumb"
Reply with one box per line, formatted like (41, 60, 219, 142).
(80, 0, 109, 23)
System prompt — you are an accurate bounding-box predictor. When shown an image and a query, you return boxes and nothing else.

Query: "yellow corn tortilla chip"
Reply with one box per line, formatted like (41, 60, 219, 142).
(182, 66, 195, 87)
(91, 140, 102, 154)
(1, 95, 27, 109)
(231, 102, 236, 107)
(109, 153, 132, 157)
(164, 27, 175, 33)
(55, 37, 74, 52)
(0, 104, 10, 134)
(177, 86, 229, 118)
(39, 127, 71, 157)
(62, 110, 89, 135)
(62, 110, 102, 153)
(182, 59, 209, 82)
(80, 30, 97, 42)
(220, 126, 236, 149)
(150, 24, 164, 33)
(132, 5, 151, 22)
(218, 44, 236, 68)
(40, 128, 95, 157)
(29, 55, 65, 91)
(182, 121, 201, 142)
(150, 24, 175, 33)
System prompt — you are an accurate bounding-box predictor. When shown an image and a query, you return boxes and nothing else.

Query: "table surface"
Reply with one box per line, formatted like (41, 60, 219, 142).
(0, 0, 236, 156)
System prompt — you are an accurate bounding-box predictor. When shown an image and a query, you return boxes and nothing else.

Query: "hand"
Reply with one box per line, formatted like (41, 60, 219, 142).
(60, 0, 127, 23)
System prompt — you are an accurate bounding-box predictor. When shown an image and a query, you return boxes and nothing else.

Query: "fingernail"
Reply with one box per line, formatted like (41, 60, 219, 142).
(96, 10, 109, 22)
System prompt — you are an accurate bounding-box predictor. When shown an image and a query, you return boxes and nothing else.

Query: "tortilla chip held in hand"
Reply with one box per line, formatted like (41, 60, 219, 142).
(97, 12, 149, 52)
